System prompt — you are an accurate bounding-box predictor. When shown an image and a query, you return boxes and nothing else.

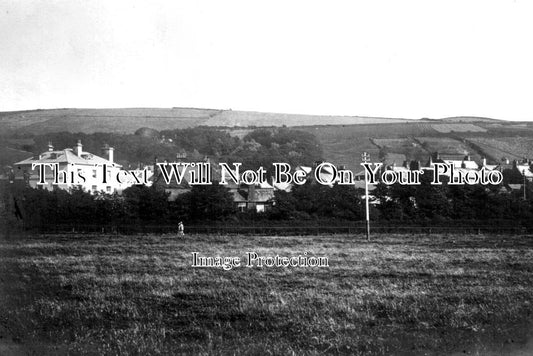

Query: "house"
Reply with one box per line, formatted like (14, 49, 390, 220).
(243, 181, 275, 213)
(516, 163, 533, 182)
(218, 166, 275, 212)
(428, 152, 479, 170)
(507, 184, 524, 192)
(480, 158, 498, 171)
(231, 190, 248, 212)
(228, 182, 275, 213)
(13, 141, 129, 194)
(492, 159, 533, 183)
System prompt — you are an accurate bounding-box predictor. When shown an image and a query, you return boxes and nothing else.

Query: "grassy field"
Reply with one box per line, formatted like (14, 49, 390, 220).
(465, 137, 533, 162)
(0, 108, 220, 134)
(431, 124, 486, 134)
(0, 108, 408, 135)
(296, 123, 440, 172)
(1, 233, 533, 355)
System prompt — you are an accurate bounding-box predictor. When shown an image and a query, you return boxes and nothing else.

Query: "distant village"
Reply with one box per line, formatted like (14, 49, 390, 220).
(3, 140, 533, 213)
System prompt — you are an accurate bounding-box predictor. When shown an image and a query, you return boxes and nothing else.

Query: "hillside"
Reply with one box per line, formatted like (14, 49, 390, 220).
(0, 146, 33, 167)
(202, 110, 408, 127)
(0, 108, 410, 135)
(440, 116, 501, 123)
(296, 121, 533, 172)
(2, 107, 533, 173)
(0, 108, 220, 135)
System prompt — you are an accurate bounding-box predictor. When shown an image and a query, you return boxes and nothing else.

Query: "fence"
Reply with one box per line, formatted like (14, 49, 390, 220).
(31, 223, 533, 236)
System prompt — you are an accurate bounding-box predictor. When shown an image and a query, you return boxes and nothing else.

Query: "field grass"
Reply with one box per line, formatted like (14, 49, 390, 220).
(204, 112, 408, 127)
(0, 108, 408, 135)
(465, 137, 533, 162)
(431, 124, 486, 133)
(1, 233, 533, 355)
(297, 123, 437, 172)
(415, 137, 472, 156)
(372, 138, 429, 162)
(0, 108, 220, 134)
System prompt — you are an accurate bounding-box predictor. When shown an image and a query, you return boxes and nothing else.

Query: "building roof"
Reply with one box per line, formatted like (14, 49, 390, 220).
(231, 190, 247, 203)
(389, 165, 410, 172)
(516, 165, 533, 178)
(507, 184, 523, 191)
(258, 181, 273, 189)
(15, 149, 120, 167)
(441, 159, 479, 170)
(272, 180, 292, 192)
(249, 189, 274, 203)
(294, 166, 312, 174)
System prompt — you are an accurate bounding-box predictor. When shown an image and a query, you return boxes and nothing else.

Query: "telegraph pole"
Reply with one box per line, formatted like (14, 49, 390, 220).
(523, 170, 527, 200)
(361, 152, 370, 241)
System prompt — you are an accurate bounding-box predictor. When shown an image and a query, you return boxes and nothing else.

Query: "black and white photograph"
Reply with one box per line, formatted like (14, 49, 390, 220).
(1, 1, 533, 355)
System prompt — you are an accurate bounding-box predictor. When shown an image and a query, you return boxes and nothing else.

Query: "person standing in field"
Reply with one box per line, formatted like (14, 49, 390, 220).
(178, 221, 184, 237)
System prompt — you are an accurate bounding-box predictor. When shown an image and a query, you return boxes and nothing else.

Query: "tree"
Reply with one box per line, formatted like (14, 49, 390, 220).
(122, 185, 170, 222)
(270, 182, 363, 221)
(176, 182, 236, 221)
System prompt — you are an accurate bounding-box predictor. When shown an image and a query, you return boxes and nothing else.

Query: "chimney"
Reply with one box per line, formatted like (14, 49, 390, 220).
(48, 141, 54, 152)
(482, 157, 487, 167)
(102, 144, 114, 163)
(248, 183, 256, 205)
(75, 140, 82, 157)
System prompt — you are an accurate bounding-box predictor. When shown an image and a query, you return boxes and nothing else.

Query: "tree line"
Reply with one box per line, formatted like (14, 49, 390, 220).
(3, 170, 533, 232)
(16, 127, 323, 172)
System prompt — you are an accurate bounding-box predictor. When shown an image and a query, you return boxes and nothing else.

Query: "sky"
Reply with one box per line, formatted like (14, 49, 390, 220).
(1, 0, 532, 120)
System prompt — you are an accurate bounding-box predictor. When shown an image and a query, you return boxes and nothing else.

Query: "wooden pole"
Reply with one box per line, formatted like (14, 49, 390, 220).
(523, 170, 527, 200)
(362, 152, 370, 241)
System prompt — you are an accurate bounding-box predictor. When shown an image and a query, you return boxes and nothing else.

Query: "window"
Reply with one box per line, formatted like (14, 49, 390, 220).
(92, 169, 97, 178)
(92, 185, 97, 191)
(106, 186, 112, 193)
